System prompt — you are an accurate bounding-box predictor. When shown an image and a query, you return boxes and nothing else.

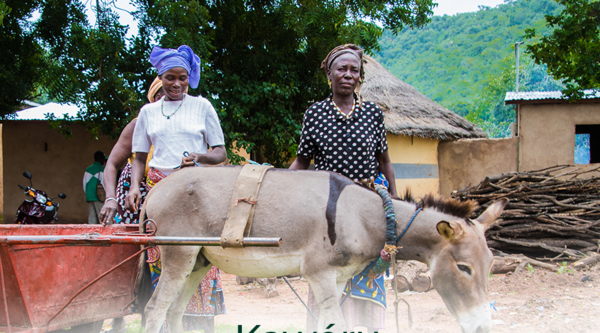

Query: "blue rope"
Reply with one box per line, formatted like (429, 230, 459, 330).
(396, 208, 422, 243)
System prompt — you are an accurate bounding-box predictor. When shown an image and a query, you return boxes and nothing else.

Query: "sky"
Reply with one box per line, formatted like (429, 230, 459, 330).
(433, 0, 507, 16)
(79, 0, 510, 38)
(27, 0, 512, 39)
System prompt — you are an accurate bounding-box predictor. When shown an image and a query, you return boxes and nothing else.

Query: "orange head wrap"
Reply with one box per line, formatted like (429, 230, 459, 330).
(147, 76, 190, 103)
(147, 77, 163, 103)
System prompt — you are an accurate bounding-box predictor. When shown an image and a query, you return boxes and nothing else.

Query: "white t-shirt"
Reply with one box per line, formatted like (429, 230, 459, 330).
(132, 94, 225, 175)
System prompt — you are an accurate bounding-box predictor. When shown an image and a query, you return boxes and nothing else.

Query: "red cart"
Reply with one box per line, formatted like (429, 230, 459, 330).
(0, 224, 281, 333)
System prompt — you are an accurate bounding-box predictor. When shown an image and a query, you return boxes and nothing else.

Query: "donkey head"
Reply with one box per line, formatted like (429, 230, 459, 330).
(428, 198, 508, 333)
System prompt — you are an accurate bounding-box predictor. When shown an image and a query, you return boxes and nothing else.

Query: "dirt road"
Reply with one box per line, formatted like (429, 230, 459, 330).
(214, 266, 600, 333)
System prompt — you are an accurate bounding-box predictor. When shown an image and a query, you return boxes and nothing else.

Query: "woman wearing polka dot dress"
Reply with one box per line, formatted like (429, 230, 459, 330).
(289, 44, 398, 332)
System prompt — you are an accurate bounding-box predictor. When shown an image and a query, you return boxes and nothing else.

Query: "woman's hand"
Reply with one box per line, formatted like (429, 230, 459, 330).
(180, 153, 202, 168)
(125, 187, 142, 213)
(100, 120, 136, 224)
(99, 199, 118, 225)
(179, 146, 227, 168)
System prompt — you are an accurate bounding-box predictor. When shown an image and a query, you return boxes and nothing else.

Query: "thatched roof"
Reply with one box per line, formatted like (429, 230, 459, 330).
(361, 55, 486, 140)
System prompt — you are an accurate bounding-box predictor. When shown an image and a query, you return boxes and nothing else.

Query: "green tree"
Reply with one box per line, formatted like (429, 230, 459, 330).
(0, 1, 11, 26)
(0, 0, 87, 114)
(461, 54, 564, 138)
(524, 0, 600, 99)
(14, 0, 434, 166)
(42, 1, 155, 138)
(375, 0, 563, 108)
(131, 0, 435, 166)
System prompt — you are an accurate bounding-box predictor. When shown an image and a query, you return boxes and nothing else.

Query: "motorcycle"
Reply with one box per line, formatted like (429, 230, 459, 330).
(15, 172, 67, 224)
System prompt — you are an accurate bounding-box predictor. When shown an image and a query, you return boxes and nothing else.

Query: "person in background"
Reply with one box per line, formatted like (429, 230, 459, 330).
(98, 77, 165, 225)
(83, 150, 106, 224)
(289, 44, 397, 333)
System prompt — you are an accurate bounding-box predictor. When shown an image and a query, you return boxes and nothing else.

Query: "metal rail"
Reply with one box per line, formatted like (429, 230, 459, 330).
(46, 246, 150, 329)
(0, 235, 282, 247)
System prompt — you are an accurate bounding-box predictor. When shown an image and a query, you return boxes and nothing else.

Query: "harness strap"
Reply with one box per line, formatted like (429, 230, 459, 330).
(396, 207, 422, 243)
(221, 164, 273, 248)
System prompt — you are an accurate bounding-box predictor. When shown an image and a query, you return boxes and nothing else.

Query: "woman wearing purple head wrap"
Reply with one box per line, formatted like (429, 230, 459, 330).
(150, 45, 202, 90)
(126, 45, 227, 332)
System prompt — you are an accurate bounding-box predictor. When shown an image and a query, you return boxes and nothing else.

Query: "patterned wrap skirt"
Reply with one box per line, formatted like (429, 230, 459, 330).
(146, 168, 226, 332)
(113, 162, 148, 224)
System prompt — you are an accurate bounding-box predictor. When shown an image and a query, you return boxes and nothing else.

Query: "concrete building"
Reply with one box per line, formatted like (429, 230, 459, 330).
(506, 91, 600, 170)
(1, 104, 116, 224)
(361, 56, 486, 197)
(438, 90, 600, 196)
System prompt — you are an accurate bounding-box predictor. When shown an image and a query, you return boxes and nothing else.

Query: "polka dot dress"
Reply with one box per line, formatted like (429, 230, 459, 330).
(297, 94, 388, 181)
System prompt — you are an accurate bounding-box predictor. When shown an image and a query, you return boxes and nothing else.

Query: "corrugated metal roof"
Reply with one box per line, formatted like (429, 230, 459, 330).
(505, 89, 600, 102)
(6, 103, 79, 121)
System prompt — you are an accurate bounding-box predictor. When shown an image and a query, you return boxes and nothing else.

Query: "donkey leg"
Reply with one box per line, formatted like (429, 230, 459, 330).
(165, 252, 213, 333)
(144, 246, 201, 333)
(305, 272, 347, 332)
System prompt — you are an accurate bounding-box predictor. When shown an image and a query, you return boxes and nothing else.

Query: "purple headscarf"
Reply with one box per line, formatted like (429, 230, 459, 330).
(149, 45, 201, 89)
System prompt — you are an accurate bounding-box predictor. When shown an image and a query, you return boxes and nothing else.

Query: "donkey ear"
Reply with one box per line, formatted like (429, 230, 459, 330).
(436, 221, 464, 241)
(475, 198, 509, 230)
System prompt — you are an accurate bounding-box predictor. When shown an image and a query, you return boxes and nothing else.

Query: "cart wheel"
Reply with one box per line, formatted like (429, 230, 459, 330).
(50, 320, 105, 333)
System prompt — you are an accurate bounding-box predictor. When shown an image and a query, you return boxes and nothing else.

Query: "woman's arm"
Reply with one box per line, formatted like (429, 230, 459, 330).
(289, 155, 311, 170)
(125, 152, 148, 213)
(181, 145, 227, 167)
(376, 150, 399, 199)
(99, 121, 136, 224)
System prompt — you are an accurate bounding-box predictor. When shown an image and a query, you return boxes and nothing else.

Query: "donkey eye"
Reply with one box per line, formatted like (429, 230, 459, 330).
(457, 264, 472, 275)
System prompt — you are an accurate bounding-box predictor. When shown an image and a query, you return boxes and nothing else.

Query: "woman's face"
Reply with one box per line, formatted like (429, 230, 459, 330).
(327, 53, 361, 97)
(153, 87, 164, 102)
(160, 67, 189, 101)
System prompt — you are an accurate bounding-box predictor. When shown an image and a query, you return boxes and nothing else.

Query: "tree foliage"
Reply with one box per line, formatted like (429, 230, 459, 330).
(463, 54, 564, 138)
(4, 0, 435, 166)
(129, 0, 435, 166)
(375, 0, 563, 108)
(42, 1, 155, 138)
(524, 0, 600, 99)
(0, 0, 84, 113)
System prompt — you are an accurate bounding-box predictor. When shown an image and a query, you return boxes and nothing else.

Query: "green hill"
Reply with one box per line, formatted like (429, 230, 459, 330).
(375, 0, 564, 109)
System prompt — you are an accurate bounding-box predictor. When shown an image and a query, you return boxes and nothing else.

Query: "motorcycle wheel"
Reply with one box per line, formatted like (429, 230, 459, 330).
(14, 212, 32, 224)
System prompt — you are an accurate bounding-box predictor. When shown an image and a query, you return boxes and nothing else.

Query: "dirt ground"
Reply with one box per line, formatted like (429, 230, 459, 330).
(211, 266, 600, 333)
(118, 265, 600, 332)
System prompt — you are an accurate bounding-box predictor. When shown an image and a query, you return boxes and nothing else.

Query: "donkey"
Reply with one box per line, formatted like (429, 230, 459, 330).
(137, 166, 508, 333)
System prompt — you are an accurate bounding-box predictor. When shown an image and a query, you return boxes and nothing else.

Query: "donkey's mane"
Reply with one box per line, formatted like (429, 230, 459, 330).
(352, 181, 478, 219)
(399, 189, 477, 219)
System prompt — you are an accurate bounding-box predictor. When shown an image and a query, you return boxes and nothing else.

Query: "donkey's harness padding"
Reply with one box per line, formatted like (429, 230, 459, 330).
(220, 164, 273, 248)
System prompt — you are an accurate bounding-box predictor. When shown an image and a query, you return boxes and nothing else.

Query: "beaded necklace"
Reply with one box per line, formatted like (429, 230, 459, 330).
(331, 96, 358, 120)
(161, 95, 186, 119)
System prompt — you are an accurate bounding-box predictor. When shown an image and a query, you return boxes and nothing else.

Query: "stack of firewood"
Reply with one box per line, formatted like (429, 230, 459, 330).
(452, 165, 600, 260)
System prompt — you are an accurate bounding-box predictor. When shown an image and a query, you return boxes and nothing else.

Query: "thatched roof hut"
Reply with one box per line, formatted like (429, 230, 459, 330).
(361, 55, 486, 140)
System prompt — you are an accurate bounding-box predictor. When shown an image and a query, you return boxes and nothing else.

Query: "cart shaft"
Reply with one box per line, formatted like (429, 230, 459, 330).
(0, 235, 282, 247)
